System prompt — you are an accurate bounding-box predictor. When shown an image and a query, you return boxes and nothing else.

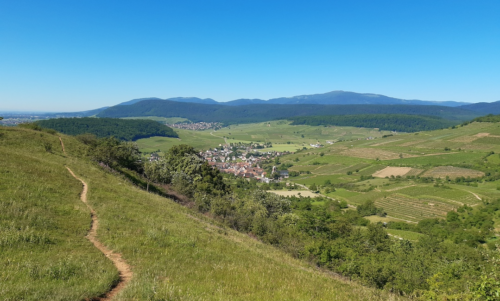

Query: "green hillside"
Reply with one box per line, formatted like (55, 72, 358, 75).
(35, 117, 178, 141)
(277, 121, 500, 223)
(0, 126, 400, 300)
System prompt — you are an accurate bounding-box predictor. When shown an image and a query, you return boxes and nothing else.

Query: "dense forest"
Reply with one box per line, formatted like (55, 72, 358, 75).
(288, 114, 456, 132)
(97, 99, 480, 125)
(35, 117, 178, 141)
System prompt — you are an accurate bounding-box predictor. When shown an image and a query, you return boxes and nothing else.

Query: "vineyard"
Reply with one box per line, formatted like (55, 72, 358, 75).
(422, 166, 485, 179)
(374, 194, 458, 222)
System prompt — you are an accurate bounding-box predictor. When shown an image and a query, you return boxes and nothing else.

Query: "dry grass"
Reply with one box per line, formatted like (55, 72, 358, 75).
(373, 167, 412, 178)
(405, 168, 424, 176)
(267, 190, 320, 198)
(474, 132, 491, 137)
(449, 132, 489, 143)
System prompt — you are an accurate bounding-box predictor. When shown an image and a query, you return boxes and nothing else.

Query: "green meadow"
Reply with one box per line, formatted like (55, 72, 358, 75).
(136, 129, 224, 153)
(135, 119, 392, 153)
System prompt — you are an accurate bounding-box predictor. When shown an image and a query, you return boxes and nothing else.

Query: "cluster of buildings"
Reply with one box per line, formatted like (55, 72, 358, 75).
(0, 116, 43, 126)
(168, 122, 222, 131)
(200, 147, 292, 182)
(210, 161, 267, 180)
(309, 143, 323, 148)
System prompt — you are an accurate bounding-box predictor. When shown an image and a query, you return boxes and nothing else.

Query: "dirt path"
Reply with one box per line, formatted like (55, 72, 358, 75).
(59, 136, 66, 155)
(464, 190, 482, 201)
(66, 167, 132, 300)
(210, 131, 227, 144)
(386, 185, 416, 192)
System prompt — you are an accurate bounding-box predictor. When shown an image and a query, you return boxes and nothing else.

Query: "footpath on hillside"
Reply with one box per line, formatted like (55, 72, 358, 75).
(66, 167, 132, 300)
(60, 137, 132, 300)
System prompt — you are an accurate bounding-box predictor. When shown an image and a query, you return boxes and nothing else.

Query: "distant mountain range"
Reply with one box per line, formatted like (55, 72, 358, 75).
(97, 99, 480, 125)
(458, 101, 500, 115)
(118, 91, 471, 107)
(10, 91, 499, 120)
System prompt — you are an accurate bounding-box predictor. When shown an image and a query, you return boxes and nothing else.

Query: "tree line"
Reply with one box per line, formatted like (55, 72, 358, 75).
(35, 117, 178, 141)
(288, 114, 456, 132)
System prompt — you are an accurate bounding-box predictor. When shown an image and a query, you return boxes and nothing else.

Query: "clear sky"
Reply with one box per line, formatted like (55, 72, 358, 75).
(1, 0, 499, 111)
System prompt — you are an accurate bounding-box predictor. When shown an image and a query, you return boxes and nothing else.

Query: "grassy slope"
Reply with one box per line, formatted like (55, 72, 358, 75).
(0, 126, 404, 300)
(281, 122, 500, 222)
(0, 127, 117, 300)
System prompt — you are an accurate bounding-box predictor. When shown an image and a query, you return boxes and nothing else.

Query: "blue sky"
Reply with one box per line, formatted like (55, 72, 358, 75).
(1, 0, 499, 111)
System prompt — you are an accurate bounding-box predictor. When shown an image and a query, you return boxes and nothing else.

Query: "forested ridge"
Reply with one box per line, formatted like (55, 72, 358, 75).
(35, 117, 178, 141)
(97, 99, 480, 125)
(289, 114, 456, 132)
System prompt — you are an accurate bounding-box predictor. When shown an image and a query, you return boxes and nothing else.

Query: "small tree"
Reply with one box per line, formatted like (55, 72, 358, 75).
(43, 142, 52, 153)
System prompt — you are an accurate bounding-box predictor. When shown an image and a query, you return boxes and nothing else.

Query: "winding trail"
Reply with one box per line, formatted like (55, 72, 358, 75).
(66, 167, 132, 300)
(59, 136, 66, 155)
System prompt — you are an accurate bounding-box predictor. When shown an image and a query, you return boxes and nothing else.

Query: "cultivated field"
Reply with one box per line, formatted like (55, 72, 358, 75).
(136, 119, 391, 153)
(373, 167, 412, 178)
(139, 120, 500, 224)
(340, 148, 410, 160)
(375, 194, 458, 222)
(280, 121, 500, 222)
(422, 166, 485, 179)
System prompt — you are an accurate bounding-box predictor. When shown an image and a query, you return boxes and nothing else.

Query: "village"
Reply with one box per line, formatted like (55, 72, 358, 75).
(168, 122, 222, 131)
(202, 143, 294, 182)
(148, 142, 293, 183)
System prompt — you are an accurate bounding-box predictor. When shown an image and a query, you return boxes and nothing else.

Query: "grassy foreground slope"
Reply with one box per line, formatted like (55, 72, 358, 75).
(0, 126, 403, 300)
(0, 127, 118, 300)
